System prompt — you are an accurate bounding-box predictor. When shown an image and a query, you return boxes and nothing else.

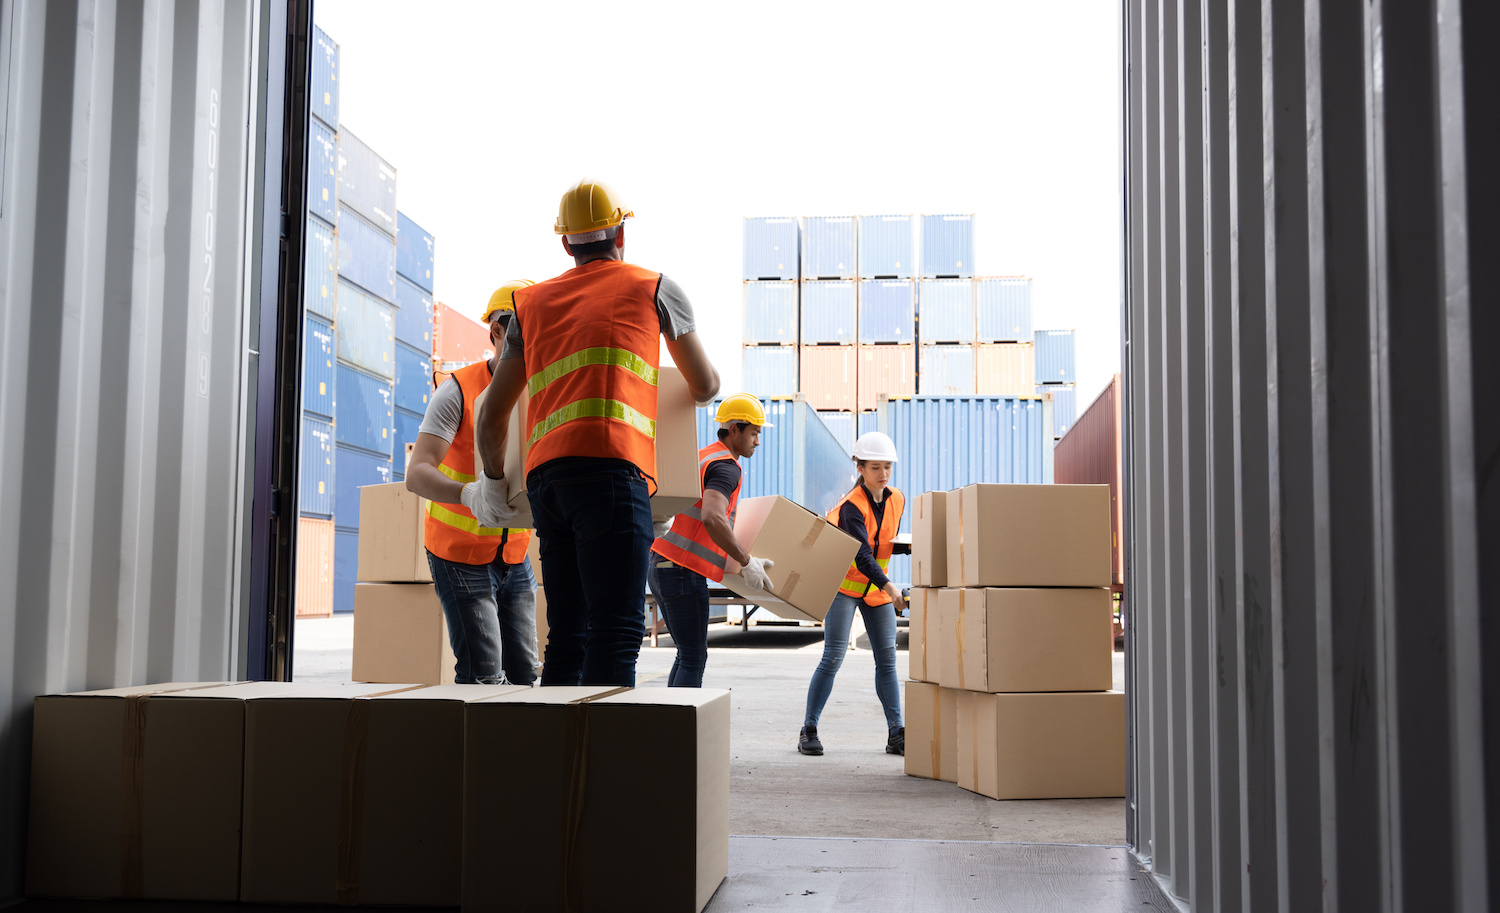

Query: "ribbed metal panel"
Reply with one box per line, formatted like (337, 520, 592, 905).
(694, 397, 857, 518)
(742, 217, 799, 280)
(918, 345, 976, 396)
(802, 216, 858, 279)
(741, 346, 798, 396)
(800, 346, 858, 412)
(300, 416, 335, 518)
(975, 342, 1036, 396)
(1037, 384, 1076, 437)
(817, 411, 856, 455)
(336, 128, 397, 237)
(307, 120, 338, 226)
(334, 364, 395, 457)
(333, 445, 393, 532)
(857, 215, 915, 279)
(396, 211, 435, 293)
(916, 279, 975, 343)
(975, 276, 1033, 342)
(799, 280, 857, 345)
(304, 217, 337, 319)
(1053, 375, 1122, 586)
(919, 213, 974, 278)
(393, 275, 434, 352)
(858, 411, 877, 440)
(336, 206, 396, 302)
(295, 518, 335, 618)
(856, 345, 915, 411)
(335, 279, 395, 380)
(310, 25, 339, 129)
(394, 341, 434, 414)
(303, 315, 336, 419)
(742, 281, 799, 345)
(858, 280, 916, 343)
(1033, 328, 1077, 384)
(393, 407, 424, 470)
(334, 530, 359, 614)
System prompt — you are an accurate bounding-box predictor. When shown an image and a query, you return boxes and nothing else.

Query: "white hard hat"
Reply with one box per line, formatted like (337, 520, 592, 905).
(852, 431, 899, 462)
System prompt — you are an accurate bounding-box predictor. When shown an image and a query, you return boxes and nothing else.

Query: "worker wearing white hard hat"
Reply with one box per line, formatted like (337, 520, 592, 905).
(799, 431, 908, 757)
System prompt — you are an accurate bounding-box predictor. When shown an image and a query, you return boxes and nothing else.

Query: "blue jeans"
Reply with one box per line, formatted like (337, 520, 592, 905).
(426, 552, 539, 685)
(804, 593, 903, 731)
(653, 559, 711, 687)
(527, 458, 653, 686)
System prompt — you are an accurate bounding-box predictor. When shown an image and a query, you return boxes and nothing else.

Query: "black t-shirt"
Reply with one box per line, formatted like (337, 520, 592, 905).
(703, 460, 741, 498)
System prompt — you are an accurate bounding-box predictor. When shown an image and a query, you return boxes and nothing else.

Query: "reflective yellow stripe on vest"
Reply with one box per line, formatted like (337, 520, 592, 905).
(426, 500, 514, 537)
(527, 346, 660, 397)
(436, 462, 476, 484)
(529, 398, 657, 446)
(840, 557, 889, 596)
(658, 529, 728, 571)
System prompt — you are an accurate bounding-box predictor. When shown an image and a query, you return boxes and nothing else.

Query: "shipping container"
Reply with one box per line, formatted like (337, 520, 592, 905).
(336, 206, 396, 302)
(742, 346, 798, 397)
(976, 342, 1036, 395)
(1033, 328, 1077, 384)
(311, 25, 339, 129)
(334, 530, 358, 615)
(799, 280, 858, 345)
(304, 217, 337, 319)
(1038, 384, 1077, 437)
(856, 345, 915, 411)
(817, 411, 856, 454)
(858, 410, 878, 440)
(858, 280, 916, 343)
(742, 217, 800, 280)
(742, 281, 798, 345)
(300, 415, 336, 518)
(975, 276, 1033, 342)
(307, 120, 338, 226)
(394, 275, 434, 352)
(802, 216, 857, 279)
(1053, 375, 1122, 586)
(916, 279, 974, 343)
(800, 346, 858, 412)
(434, 301, 493, 367)
(920, 213, 975, 278)
(334, 444, 394, 531)
(918, 345, 976, 396)
(296, 517, 335, 618)
(337, 127, 397, 236)
(694, 396, 857, 518)
(857, 214, 915, 279)
(393, 407, 424, 466)
(394, 341, 435, 414)
(334, 364, 395, 457)
(395, 211, 436, 292)
(303, 314, 336, 419)
(335, 279, 395, 379)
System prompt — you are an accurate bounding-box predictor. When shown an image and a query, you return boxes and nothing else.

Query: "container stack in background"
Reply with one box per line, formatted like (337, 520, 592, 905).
(857, 216, 917, 420)
(914, 214, 975, 401)
(1034, 328, 1078, 438)
(741, 217, 801, 402)
(801, 217, 861, 429)
(974, 276, 1035, 396)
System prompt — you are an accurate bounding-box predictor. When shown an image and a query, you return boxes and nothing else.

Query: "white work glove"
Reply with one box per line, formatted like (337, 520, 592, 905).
(461, 473, 517, 528)
(741, 556, 775, 592)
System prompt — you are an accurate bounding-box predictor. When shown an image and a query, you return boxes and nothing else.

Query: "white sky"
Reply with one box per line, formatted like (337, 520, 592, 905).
(315, 0, 1123, 405)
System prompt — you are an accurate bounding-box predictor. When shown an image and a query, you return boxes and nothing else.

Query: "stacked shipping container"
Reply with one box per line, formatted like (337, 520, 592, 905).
(743, 217, 801, 402)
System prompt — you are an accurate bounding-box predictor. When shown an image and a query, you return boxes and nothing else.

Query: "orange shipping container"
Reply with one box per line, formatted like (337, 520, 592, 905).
(800, 346, 857, 411)
(296, 517, 335, 618)
(857, 345, 915, 411)
(433, 301, 493, 367)
(976, 342, 1036, 396)
(1053, 374, 1124, 586)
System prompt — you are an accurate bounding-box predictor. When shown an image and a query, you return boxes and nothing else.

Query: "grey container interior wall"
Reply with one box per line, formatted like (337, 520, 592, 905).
(1122, 1, 1498, 911)
(0, 1, 267, 900)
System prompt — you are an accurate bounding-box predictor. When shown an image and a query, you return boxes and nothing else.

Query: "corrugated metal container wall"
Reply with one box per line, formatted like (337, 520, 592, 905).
(858, 280, 916, 343)
(1033, 329, 1077, 384)
(802, 216, 857, 279)
(800, 346, 858, 411)
(800, 280, 857, 345)
(303, 314, 336, 419)
(300, 416, 336, 517)
(394, 276, 434, 352)
(307, 120, 338, 226)
(743, 281, 799, 345)
(395, 211, 435, 293)
(304, 217, 337, 319)
(335, 280, 395, 379)
(857, 215, 915, 279)
(857, 345, 915, 411)
(920, 214, 975, 278)
(918, 345, 976, 396)
(742, 217, 800, 280)
(433, 302, 492, 366)
(336, 128, 397, 237)
(394, 342, 434, 414)
(976, 343, 1036, 395)
(1038, 385, 1076, 437)
(817, 411, 856, 454)
(296, 518, 336, 618)
(1053, 375, 1121, 585)
(334, 364, 395, 456)
(916, 279, 975, 343)
(742, 346, 798, 397)
(694, 398, 857, 517)
(334, 446, 393, 532)
(334, 530, 359, 615)
(336, 207, 396, 302)
(393, 408, 424, 471)
(311, 25, 340, 129)
(975, 276, 1032, 342)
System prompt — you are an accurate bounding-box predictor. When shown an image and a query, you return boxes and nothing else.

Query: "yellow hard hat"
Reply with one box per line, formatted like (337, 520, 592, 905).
(482, 280, 535, 324)
(716, 394, 773, 428)
(555, 178, 633, 239)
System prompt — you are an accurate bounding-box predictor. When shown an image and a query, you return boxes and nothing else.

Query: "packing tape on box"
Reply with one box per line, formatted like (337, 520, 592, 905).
(561, 686, 634, 912)
(955, 590, 967, 689)
(780, 571, 801, 601)
(336, 685, 428, 906)
(958, 491, 966, 584)
(930, 687, 941, 779)
(801, 519, 823, 549)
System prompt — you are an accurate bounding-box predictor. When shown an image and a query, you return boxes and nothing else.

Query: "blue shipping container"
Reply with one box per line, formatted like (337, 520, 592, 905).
(337, 128, 397, 236)
(308, 120, 338, 226)
(976, 277, 1033, 342)
(393, 407, 424, 466)
(694, 397, 857, 518)
(311, 26, 339, 129)
(921, 214, 975, 278)
(300, 415, 335, 517)
(305, 217, 337, 319)
(336, 279, 395, 379)
(337, 207, 397, 302)
(817, 411, 856, 454)
(334, 444, 393, 531)
(858, 215, 916, 279)
(334, 530, 357, 614)
(800, 280, 857, 345)
(742, 347, 799, 397)
(858, 280, 916, 343)
(858, 410, 878, 439)
(743, 217, 800, 281)
(742, 281, 798, 345)
(304, 314, 335, 419)
(1038, 384, 1077, 437)
(335, 363, 394, 456)
(394, 275, 434, 352)
(1034, 329, 1077, 384)
(802, 216, 858, 279)
(919, 345, 976, 396)
(396, 211, 435, 293)
(394, 341, 434, 414)
(918, 279, 975, 343)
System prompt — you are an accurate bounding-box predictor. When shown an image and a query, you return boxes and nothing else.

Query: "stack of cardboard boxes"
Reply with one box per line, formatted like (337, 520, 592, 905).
(904, 483, 1125, 799)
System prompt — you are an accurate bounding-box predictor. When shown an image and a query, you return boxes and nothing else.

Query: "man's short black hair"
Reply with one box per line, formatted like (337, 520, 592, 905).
(717, 422, 751, 441)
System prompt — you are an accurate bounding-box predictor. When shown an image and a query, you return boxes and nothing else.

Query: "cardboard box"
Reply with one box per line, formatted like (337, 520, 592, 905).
(904, 681, 959, 782)
(911, 490, 949, 586)
(465, 687, 730, 913)
(472, 381, 534, 527)
(357, 482, 432, 582)
(907, 587, 938, 683)
(956, 690, 1126, 800)
(716, 495, 861, 622)
(945, 484, 1111, 587)
(353, 583, 457, 687)
(934, 587, 1113, 693)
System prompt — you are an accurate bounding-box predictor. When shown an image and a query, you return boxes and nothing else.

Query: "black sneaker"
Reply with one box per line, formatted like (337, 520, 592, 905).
(886, 726, 905, 756)
(798, 726, 824, 755)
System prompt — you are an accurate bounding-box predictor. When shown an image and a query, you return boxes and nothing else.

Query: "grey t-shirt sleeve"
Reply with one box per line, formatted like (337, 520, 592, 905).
(418, 376, 465, 443)
(654, 274, 696, 341)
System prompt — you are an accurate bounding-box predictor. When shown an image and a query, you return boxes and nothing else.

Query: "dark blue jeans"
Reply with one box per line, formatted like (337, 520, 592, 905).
(426, 552, 538, 685)
(528, 458, 653, 686)
(652, 559, 711, 687)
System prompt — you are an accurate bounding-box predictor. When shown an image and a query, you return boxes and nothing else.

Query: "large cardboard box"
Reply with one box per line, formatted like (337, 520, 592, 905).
(934, 587, 1113, 693)
(353, 583, 457, 686)
(471, 381, 534, 526)
(716, 495, 861, 622)
(907, 587, 938, 683)
(945, 484, 1111, 587)
(910, 490, 949, 586)
(956, 690, 1126, 800)
(357, 482, 432, 582)
(904, 681, 959, 782)
(465, 687, 730, 913)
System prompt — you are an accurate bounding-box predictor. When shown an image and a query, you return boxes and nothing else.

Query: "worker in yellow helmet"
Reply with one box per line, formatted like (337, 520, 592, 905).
(404, 280, 539, 684)
(649, 395, 776, 686)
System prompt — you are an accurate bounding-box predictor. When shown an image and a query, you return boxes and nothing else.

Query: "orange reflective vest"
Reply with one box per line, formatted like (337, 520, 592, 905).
(512, 259, 662, 492)
(651, 442, 741, 581)
(422, 360, 531, 565)
(827, 485, 905, 606)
